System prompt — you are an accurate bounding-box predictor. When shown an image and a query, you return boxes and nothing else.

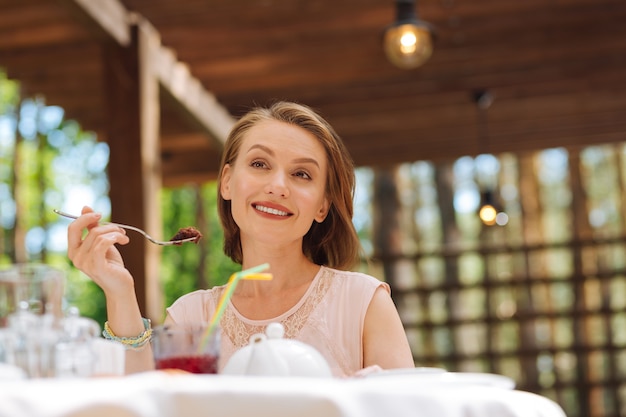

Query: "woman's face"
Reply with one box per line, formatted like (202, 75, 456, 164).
(220, 120, 330, 246)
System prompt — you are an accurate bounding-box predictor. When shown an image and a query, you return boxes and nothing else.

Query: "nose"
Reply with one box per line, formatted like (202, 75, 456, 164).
(265, 171, 289, 197)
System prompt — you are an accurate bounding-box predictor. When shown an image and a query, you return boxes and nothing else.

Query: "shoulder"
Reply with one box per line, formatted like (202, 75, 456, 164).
(169, 287, 222, 307)
(321, 266, 390, 294)
(166, 286, 225, 324)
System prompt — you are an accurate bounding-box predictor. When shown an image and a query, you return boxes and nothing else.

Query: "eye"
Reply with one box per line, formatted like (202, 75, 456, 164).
(250, 159, 267, 169)
(293, 170, 312, 180)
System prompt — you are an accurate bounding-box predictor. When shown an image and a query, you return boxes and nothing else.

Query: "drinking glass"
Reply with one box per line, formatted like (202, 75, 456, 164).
(0, 263, 65, 327)
(152, 325, 220, 374)
(54, 309, 101, 378)
(2, 308, 60, 378)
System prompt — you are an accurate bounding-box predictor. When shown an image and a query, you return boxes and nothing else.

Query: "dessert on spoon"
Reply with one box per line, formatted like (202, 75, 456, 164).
(53, 209, 202, 246)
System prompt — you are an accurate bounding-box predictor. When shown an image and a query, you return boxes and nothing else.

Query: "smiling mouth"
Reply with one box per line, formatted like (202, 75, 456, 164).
(254, 204, 291, 217)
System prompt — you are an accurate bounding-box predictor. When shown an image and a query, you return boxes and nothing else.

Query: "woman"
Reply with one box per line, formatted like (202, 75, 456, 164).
(67, 101, 414, 377)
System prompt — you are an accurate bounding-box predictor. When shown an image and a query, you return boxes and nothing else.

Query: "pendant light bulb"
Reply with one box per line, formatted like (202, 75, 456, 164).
(383, 0, 434, 70)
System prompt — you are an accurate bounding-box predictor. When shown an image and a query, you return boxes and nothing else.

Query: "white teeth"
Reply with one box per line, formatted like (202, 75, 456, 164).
(255, 205, 289, 216)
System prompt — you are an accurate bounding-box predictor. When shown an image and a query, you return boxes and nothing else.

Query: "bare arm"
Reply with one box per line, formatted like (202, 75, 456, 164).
(362, 286, 414, 370)
(66, 206, 154, 374)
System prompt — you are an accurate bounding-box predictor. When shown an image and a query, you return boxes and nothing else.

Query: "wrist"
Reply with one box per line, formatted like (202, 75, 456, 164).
(102, 317, 152, 350)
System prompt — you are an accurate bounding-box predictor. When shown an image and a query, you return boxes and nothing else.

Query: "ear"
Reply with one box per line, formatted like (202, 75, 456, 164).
(220, 164, 232, 200)
(314, 197, 330, 223)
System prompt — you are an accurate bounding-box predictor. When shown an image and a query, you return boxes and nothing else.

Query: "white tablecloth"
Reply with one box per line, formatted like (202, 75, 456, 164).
(0, 371, 567, 417)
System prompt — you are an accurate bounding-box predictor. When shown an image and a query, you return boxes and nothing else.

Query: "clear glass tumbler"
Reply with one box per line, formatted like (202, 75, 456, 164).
(152, 325, 220, 374)
(0, 263, 65, 327)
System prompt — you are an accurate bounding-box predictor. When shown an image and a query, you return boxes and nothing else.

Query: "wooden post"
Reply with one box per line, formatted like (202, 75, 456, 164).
(102, 18, 163, 322)
(372, 166, 403, 294)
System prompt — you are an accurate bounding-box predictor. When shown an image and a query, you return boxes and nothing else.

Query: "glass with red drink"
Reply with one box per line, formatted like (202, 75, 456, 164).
(152, 325, 220, 374)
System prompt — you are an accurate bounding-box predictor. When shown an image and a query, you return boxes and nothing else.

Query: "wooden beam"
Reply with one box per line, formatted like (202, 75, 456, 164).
(62, 0, 130, 45)
(102, 21, 163, 322)
(62, 0, 234, 145)
(137, 19, 165, 323)
(154, 44, 235, 144)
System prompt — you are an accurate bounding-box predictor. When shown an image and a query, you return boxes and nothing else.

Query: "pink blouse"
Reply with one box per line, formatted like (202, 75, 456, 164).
(166, 266, 388, 377)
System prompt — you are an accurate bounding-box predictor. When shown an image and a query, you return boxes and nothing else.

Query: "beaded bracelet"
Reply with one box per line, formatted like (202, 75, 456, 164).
(102, 318, 152, 350)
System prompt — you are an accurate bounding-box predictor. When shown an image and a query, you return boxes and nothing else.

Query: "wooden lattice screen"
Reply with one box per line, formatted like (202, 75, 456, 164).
(364, 144, 626, 417)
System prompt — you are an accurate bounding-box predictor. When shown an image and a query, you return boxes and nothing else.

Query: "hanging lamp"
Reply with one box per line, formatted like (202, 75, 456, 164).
(383, 0, 434, 69)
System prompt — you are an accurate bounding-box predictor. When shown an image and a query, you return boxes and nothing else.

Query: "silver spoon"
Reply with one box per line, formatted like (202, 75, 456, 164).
(53, 209, 200, 246)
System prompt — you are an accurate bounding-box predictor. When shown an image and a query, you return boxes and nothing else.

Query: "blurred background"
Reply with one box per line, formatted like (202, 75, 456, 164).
(1, 1, 626, 416)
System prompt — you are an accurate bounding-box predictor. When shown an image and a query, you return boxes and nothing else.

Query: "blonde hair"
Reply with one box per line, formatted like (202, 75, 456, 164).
(217, 101, 361, 270)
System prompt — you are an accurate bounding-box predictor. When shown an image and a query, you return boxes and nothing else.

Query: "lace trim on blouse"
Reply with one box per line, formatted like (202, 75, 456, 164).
(218, 267, 332, 349)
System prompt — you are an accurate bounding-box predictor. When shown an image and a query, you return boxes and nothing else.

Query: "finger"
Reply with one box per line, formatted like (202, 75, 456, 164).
(89, 232, 130, 263)
(90, 234, 130, 279)
(80, 207, 104, 232)
(70, 229, 129, 271)
(81, 207, 102, 231)
(67, 212, 102, 252)
(74, 224, 128, 255)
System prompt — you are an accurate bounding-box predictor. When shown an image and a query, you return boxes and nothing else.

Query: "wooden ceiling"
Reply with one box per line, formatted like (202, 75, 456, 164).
(2, 0, 626, 185)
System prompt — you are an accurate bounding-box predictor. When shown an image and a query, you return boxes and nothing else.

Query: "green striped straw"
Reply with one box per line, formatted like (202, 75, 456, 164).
(198, 263, 272, 352)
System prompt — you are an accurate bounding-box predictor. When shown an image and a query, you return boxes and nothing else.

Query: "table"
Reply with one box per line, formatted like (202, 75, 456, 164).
(0, 371, 567, 417)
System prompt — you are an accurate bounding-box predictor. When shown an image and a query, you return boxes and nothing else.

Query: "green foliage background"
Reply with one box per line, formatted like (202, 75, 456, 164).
(0, 70, 237, 327)
(160, 185, 238, 309)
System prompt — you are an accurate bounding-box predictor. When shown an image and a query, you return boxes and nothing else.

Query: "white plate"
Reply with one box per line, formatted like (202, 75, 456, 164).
(366, 369, 515, 390)
(367, 367, 447, 377)
(442, 372, 516, 389)
(0, 363, 26, 381)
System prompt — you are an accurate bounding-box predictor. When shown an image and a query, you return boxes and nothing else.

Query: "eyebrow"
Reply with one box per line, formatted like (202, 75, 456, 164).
(247, 144, 321, 168)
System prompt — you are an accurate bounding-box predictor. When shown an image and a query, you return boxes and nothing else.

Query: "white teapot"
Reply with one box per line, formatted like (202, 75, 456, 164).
(222, 322, 332, 377)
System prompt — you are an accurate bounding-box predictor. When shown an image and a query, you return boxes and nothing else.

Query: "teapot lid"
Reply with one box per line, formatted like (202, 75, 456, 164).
(265, 322, 285, 340)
